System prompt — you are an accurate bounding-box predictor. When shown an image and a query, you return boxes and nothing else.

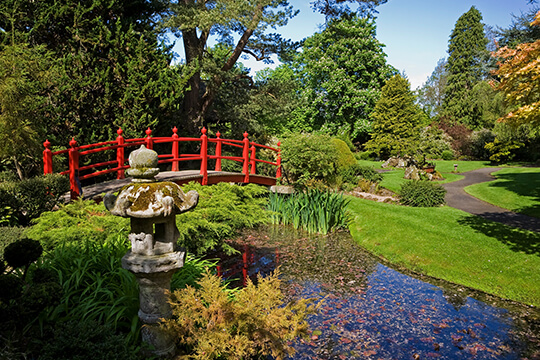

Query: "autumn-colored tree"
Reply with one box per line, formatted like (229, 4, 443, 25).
(492, 11, 540, 127)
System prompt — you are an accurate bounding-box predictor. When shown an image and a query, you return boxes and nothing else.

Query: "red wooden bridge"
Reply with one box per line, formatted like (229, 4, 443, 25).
(43, 127, 282, 200)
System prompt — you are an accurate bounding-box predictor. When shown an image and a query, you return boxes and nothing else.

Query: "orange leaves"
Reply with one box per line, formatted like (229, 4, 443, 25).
(492, 11, 540, 127)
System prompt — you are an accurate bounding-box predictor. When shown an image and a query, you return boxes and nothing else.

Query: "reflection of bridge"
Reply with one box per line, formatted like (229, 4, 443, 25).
(43, 128, 281, 200)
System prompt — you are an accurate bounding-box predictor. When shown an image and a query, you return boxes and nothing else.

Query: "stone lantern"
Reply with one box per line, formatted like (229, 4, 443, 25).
(104, 145, 198, 357)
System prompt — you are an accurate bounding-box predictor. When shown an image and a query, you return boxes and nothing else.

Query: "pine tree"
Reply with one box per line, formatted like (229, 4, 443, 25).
(365, 74, 422, 158)
(442, 6, 489, 128)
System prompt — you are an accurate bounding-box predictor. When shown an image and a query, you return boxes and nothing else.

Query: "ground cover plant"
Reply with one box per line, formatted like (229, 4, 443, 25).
(347, 196, 540, 306)
(399, 181, 447, 207)
(465, 167, 540, 218)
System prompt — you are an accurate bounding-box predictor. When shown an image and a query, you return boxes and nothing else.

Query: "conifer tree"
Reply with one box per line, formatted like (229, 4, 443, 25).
(442, 6, 489, 128)
(365, 74, 422, 158)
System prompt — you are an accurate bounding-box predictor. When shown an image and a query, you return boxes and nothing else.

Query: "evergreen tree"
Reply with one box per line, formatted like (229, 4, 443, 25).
(296, 14, 395, 142)
(365, 74, 423, 158)
(416, 57, 448, 118)
(442, 6, 489, 128)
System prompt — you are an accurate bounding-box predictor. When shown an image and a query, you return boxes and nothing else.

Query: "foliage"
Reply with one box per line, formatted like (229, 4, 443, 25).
(0, 44, 58, 178)
(339, 164, 383, 184)
(331, 138, 357, 171)
(311, 0, 388, 19)
(3, 238, 42, 273)
(416, 57, 448, 119)
(26, 199, 128, 250)
(417, 125, 454, 159)
(365, 74, 423, 158)
(38, 320, 140, 360)
(399, 181, 447, 207)
(491, 11, 540, 128)
(442, 6, 489, 128)
(441, 150, 454, 160)
(496, 7, 540, 48)
(162, 269, 317, 360)
(177, 183, 270, 255)
(468, 129, 495, 160)
(0, 226, 25, 257)
(0, 174, 69, 226)
(280, 133, 339, 186)
(296, 14, 395, 142)
(268, 189, 350, 234)
(162, 0, 298, 131)
(484, 138, 524, 164)
(437, 119, 473, 157)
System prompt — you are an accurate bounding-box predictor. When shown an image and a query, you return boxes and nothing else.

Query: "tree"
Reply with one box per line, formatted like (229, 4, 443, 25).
(310, 0, 388, 19)
(364, 74, 423, 158)
(296, 14, 395, 142)
(162, 0, 390, 132)
(442, 6, 489, 128)
(0, 0, 184, 148)
(492, 11, 540, 128)
(0, 44, 58, 179)
(416, 58, 448, 118)
(497, 7, 540, 48)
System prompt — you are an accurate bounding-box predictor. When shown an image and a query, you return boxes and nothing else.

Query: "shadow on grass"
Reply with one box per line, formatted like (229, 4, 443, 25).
(487, 171, 540, 218)
(457, 214, 540, 256)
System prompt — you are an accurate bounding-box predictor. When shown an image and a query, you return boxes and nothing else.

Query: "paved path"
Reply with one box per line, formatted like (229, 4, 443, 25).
(443, 168, 540, 232)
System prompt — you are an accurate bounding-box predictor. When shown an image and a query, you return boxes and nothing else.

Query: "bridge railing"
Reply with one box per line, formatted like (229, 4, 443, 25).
(43, 127, 282, 200)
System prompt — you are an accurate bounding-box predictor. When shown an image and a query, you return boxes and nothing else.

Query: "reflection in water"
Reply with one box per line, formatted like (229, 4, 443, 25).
(210, 225, 540, 359)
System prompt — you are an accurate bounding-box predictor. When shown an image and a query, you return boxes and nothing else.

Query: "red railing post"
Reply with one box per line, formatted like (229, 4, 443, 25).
(200, 127, 208, 185)
(43, 139, 53, 175)
(242, 132, 250, 183)
(68, 138, 80, 200)
(276, 141, 282, 180)
(116, 128, 125, 179)
(214, 131, 222, 171)
(171, 126, 179, 172)
(249, 144, 256, 175)
(145, 127, 153, 150)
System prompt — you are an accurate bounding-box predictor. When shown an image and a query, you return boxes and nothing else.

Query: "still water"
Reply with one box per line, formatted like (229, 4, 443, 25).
(213, 226, 539, 360)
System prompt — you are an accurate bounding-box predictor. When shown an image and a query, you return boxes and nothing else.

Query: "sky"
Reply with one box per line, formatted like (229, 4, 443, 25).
(171, 0, 538, 90)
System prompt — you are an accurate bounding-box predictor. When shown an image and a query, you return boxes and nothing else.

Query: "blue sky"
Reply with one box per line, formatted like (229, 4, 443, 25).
(171, 1, 537, 89)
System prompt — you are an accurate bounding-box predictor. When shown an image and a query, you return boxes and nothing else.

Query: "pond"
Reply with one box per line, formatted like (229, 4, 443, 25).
(212, 226, 540, 360)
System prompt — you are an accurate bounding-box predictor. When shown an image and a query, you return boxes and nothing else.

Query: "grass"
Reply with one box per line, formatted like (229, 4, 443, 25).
(465, 167, 540, 218)
(347, 196, 540, 307)
(356, 159, 491, 173)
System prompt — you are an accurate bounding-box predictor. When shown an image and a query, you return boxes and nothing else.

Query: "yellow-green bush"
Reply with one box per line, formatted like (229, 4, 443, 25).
(163, 270, 318, 360)
(331, 138, 356, 171)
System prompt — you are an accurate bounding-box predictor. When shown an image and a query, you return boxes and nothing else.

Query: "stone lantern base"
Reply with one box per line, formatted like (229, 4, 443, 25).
(122, 251, 185, 357)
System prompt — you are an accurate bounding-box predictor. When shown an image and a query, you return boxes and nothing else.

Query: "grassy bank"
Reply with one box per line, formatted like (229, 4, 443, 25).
(465, 167, 540, 219)
(347, 196, 540, 307)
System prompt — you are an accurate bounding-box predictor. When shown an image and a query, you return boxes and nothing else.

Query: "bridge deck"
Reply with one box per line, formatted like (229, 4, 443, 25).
(79, 171, 277, 199)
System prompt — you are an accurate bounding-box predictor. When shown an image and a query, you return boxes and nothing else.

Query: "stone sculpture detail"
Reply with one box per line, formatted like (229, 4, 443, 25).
(104, 145, 198, 357)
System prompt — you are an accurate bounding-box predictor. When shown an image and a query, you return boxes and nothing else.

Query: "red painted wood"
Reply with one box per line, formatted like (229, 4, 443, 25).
(116, 128, 125, 179)
(43, 128, 280, 200)
(43, 139, 53, 174)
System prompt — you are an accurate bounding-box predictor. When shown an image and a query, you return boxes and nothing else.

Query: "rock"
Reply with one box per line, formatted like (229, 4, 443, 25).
(404, 165, 420, 180)
(382, 156, 399, 168)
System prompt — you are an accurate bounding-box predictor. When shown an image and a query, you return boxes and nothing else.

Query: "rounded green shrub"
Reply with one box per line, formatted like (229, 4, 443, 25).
(441, 150, 454, 160)
(3, 238, 43, 269)
(399, 181, 446, 207)
(331, 138, 356, 171)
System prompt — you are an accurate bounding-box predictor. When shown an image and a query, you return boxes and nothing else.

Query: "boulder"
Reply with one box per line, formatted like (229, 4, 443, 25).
(382, 156, 400, 168)
(404, 165, 421, 180)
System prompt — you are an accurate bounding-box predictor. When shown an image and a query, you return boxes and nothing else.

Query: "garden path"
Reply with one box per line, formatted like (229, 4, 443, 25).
(443, 167, 540, 232)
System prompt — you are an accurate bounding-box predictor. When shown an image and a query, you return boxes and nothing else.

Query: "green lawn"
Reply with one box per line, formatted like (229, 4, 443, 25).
(347, 197, 540, 307)
(465, 167, 540, 218)
(356, 159, 491, 173)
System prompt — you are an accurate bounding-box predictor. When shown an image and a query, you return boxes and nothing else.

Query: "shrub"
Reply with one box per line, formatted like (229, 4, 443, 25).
(355, 151, 374, 160)
(441, 150, 454, 160)
(0, 174, 69, 225)
(26, 199, 128, 250)
(485, 138, 524, 164)
(3, 238, 43, 274)
(399, 181, 446, 207)
(162, 269, 317, 360)
(178, 183, 269, 255)
(0, 226, 25, 257)
(281, 133, 339, 185)
(331, 138, 356, 171)
(39, 320, 140, 360)
(338, 164, 382, 187)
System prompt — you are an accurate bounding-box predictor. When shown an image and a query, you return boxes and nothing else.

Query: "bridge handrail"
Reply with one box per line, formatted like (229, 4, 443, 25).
(43, 127, 281, 200)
